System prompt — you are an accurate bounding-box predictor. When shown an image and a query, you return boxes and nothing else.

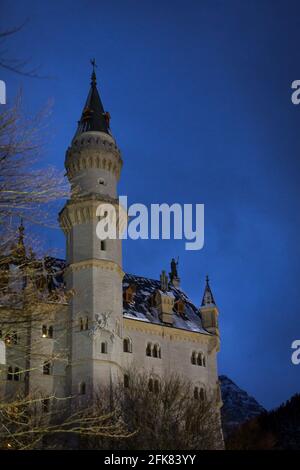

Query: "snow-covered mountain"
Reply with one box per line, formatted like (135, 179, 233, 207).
(220, 375, 265, 437)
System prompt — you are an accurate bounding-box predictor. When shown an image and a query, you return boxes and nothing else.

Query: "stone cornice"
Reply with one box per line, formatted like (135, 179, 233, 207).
(59, 196, 126, 233)
(123, 316, 217, 347)
(65, 259, 124, 278)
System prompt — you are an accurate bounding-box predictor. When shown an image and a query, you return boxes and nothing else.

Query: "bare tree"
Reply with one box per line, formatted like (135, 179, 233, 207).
(0, 23, 48, 78)
(80, 371, 224, 450)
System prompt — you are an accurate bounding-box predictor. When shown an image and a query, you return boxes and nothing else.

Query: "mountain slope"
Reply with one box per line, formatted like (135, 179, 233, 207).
(219, 375, 265, 437)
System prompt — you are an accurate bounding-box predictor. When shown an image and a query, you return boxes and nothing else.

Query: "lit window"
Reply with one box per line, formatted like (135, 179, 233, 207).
(42, 325, 47, 338)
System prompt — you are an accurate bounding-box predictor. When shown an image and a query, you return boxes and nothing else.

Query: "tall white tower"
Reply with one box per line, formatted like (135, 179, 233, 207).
(59, 64, 124, 401)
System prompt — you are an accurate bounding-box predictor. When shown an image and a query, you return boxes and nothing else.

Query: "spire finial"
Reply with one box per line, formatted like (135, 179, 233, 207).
(90, 58, 97, 86)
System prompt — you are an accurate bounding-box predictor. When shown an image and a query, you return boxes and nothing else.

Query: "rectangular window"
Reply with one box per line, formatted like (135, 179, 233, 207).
(100, 240, 106, 251)
(43, 362, 51, 375)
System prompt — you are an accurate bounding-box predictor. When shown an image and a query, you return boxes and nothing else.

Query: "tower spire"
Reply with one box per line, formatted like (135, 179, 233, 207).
(201, 274, 216, 306)
(74, 60, 111, 138)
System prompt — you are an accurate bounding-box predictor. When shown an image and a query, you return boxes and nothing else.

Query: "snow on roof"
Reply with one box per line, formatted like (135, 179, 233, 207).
(36, 259, 209, 335)
(123, 273, 209, 334)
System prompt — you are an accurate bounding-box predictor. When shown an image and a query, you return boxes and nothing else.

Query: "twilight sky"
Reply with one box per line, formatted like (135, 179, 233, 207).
(1, 0, 300, 409)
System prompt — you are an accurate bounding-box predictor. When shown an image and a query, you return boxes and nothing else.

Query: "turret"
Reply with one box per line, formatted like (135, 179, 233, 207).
(199, 276, 219, 336)
(59, 62, 124, 402)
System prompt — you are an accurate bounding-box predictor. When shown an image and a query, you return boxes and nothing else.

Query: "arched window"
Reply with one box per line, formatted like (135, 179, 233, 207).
(42, 325, 48, 338)
(194, 387, 199, 400)
(43, 361, 51, 375)
(191, 351, 197, 365)
(124, 374, 130, 388)
(79, 318, 84, 331)
(154, 379, 160, 395)
(202, 355, 206, 367)
(14, 367, 20, 381)
(146, 343, 152, 357)
(12, 331, 18, 344)
(101, 342, 107, 354)
(7, 366, 13, 381)
(148, 378, 153, 392)
(197, 353, 203, 366)
(79, 382, 86, 395)
(153, 344, 160, 358)
(84, 317, 89, 330)
(123, 338, 132, 353)
(48, 326, 53, 339)
(42, 398, 49, 413)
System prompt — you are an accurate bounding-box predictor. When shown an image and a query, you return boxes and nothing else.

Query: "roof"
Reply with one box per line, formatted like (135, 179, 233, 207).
(33, 259, 209, 335)
(74, 68, 110, 138)
(123, 273, 209, 334)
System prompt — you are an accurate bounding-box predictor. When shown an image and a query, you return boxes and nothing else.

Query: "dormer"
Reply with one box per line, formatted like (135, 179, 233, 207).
(155, 290, 174, 325)
(174, 299, 185, 316)
(123, 284, 136, 303)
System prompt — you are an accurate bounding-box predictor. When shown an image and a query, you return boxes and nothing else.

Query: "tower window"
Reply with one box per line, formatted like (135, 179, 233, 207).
(100, 240, 106, 251)
(124, 374, 130, 388)
(123, 338, 132, 353)
(148, 378, 153, 392)
(84, 317, 89, 330)
(79, 382, 86, 395)
(154, 379, 160, 395)
(194, 387, 199, 400)
(42, 325, 53, 339)
(98, 178, 105, 186)
(200, 388, 205, 401)
(101, 342, 107, 354)
(79, 318, 84, 331)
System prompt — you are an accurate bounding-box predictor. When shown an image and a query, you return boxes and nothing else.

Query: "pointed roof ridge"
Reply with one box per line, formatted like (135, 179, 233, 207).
(74, 60, 111, 138)
(201, 275, 216, 306)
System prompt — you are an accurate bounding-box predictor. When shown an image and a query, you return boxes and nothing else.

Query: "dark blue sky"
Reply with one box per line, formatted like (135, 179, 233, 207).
(1, 0, 300, 409)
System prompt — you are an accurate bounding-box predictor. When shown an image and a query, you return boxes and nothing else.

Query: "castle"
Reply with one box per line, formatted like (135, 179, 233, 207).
(0, 67, 222, 438)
